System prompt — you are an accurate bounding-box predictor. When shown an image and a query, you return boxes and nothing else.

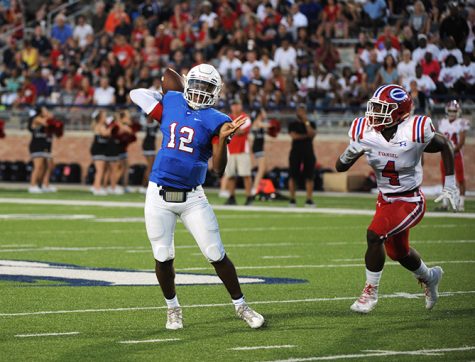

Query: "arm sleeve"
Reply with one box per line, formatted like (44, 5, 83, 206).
(129, 89, 163, 115)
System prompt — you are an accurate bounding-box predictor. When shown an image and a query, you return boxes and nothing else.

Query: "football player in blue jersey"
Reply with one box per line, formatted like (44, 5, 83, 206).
(130, 64, 265, 330)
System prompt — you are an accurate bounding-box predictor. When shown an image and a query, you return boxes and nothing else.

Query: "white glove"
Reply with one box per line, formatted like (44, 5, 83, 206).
(339, 141, 371, 164)
(434, 175, 460, 211)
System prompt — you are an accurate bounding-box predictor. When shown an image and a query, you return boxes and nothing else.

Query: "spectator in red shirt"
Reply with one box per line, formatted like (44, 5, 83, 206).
(420, 51, 441, 83)
(375, 25, 401, 51)
(224, 99, 253, 206)
(170, 2, 191, 30)
(112, 34, 135, 68)
(219, 2, 239, 32)
(16, 76, 37, 105)
(155, 24, 172, 61)
(104, 3, 130, 34)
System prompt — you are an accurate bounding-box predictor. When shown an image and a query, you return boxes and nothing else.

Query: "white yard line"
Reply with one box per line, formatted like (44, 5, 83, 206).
(231, 345, 296, 351)
(1, 198, 474, 219)
(265, 346, 475, 362)
(175, 260, 475, 272)
(118, 338, 180, 344)
(1, 290, 473, 318)
(15, 332, 79, 338)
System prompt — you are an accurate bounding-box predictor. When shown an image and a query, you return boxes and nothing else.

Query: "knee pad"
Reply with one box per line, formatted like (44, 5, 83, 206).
(205, 243, 224, 262)
(153, 244, 174, 262)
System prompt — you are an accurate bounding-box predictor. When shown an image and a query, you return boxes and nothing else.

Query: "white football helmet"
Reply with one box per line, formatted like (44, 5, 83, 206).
(445, 99, 461, 120)
(184, 64, 222, 110)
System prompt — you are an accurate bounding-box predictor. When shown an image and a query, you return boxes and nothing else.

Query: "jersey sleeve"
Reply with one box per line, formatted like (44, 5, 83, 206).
(348, 117, 367, 141)
(210, 111, 231, 136)
(412, 115, 435, 144)
(129, 89, 163, 121)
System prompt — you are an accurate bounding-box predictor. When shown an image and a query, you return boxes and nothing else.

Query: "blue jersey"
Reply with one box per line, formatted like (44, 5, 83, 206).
(150, 91, 230, 189)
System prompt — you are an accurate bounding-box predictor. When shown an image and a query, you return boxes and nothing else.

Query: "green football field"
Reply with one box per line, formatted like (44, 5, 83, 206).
(0, 189, 474, 361)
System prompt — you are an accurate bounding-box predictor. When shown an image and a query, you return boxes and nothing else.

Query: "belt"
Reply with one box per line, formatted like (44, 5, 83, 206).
(157, 185, 197, 203)
(382, 188, 422, 203)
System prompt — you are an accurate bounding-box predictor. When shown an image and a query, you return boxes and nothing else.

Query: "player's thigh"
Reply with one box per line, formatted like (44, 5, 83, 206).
(455, 153, 465, 183)
(144, 182, 177, 261)
(236, 153, 252, 177)
(368, 198, 424, 239)
(181, 195, 225, 262)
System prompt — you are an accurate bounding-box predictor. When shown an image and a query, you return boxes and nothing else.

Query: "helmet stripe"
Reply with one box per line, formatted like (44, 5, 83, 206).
(373, 85, 387, 98)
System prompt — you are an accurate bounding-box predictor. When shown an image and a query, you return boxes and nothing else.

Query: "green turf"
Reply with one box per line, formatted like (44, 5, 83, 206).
(0, 191, 474, 361)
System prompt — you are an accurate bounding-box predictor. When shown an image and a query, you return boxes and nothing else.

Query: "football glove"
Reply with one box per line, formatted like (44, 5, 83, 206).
(434, 175, 460, 212)
(339, 141, 371, 164)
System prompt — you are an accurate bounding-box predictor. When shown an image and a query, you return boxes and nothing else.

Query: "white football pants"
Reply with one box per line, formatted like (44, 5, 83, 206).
(144, 181, 226, 262)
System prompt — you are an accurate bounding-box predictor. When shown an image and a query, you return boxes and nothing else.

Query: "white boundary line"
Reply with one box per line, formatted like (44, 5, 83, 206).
(1, 198, 474, 219)
(1, 290, 474, 318)
(118, 338, 180, 344)
(15, 332, 79, 338)
(265, 346, 475, 362)
(231, 345, 296, 351)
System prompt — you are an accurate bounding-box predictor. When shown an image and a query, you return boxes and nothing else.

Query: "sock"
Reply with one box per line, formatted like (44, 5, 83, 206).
(413, 260, 431, 282)
(232, 295, 245, 310)
(460, 196, 465, 208)
(442, 198, 448, 207)
(365, 268, 382, 286)
(165, 295, 180, 309)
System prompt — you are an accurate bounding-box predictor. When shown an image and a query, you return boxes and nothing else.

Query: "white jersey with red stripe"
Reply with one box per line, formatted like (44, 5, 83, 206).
(348, 115, 435, 194)
(437, 117, 470, 150)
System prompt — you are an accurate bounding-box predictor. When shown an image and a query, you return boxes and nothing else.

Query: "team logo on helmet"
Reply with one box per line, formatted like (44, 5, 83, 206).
(365, 84, 413, 132)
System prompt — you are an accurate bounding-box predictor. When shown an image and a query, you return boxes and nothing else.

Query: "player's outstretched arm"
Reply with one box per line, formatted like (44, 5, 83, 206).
(129, 89, 163, 120)
(425, 133, 459, 211)
(212, 115, 247, 176)
(335, 141, 370, 172)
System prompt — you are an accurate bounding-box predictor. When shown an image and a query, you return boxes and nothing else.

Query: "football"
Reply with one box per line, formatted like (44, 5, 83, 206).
(161, 68, 185, 94)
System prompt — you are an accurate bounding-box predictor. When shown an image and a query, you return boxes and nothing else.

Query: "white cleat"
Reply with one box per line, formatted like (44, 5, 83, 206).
(350, 283, 379, 314)
(28, 186, 43, 194)
(166, 307, 183, 330)
(236, 304, 265, 329)
(41, 185, 57, 193)
(419, 266, 444, 310)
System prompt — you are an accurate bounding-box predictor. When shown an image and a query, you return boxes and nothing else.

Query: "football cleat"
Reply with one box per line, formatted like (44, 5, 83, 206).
(350, 283, 379, 314)
(418, 266, 443, 310)
(166, 307, 183, 330)
(236, 304, 265, 329)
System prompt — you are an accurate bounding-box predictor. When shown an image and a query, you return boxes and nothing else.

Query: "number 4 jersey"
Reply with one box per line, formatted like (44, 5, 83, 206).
(348, 115, 435, 194)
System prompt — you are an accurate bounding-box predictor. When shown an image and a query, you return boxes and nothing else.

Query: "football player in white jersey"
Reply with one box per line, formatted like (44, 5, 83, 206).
(336, 84, 459, 314)
(438, 100, 470, 211)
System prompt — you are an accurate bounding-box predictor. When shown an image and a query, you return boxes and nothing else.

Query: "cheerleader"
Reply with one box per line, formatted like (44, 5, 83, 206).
(90, 110, 111, 195)
(28, 106, 56, 193)
(117, 109, 135, 193)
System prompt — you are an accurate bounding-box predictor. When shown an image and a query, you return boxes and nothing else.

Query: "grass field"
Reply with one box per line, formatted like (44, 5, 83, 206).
(0, 188, 474, 361)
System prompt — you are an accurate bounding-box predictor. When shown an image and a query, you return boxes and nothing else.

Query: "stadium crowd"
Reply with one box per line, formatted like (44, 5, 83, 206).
(0, 0, 474, 115)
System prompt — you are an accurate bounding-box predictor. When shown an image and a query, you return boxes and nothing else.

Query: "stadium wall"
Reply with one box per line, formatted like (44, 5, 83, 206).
(1, 131, 474, 190)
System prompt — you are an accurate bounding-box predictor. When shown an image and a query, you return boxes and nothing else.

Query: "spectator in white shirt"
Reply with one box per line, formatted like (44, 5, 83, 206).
(242, 50, 260, 79)
(257, 50, 277, 80)
(438, 55, 464, 92)
(73, 15, 93, 48)
(412, 34, 440, 64)
(93, 77, 115, 106)
(281, 3, 308, 33)
(397, 49, 416, 85)
(460, 53, 475, 90)
(199, 1, 218, 27)
(273, 37, 297, 74)
(376, 39, 399, 63)
(438, 36, 464, 65)
(218, 47, 243, 82)
(404, 64, 436, 96)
